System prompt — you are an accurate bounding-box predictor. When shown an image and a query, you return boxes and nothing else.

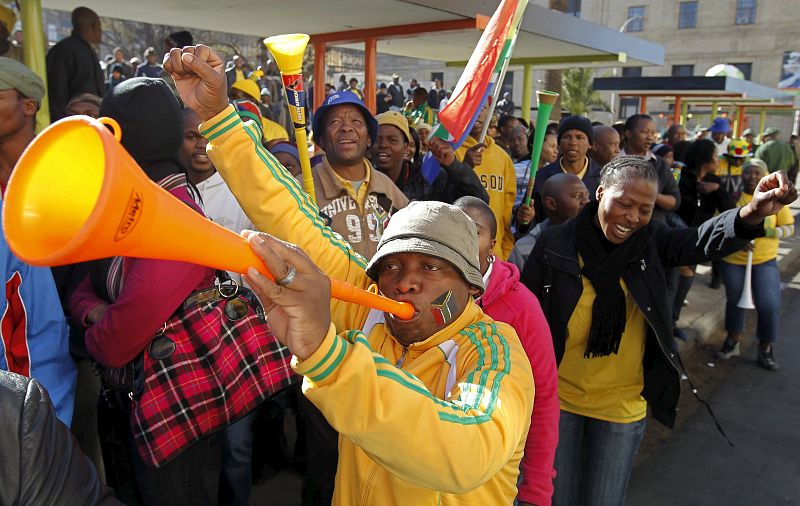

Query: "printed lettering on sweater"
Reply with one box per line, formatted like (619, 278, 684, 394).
(321, 194, 388, 245)
(480, 174, 505, 192)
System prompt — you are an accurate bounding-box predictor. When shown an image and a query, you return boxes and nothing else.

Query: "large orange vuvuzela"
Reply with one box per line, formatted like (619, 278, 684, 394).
(2, 116, 414, 320)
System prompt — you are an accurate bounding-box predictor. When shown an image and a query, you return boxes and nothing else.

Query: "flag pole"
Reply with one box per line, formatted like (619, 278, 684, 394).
(477, 0, 529, 144)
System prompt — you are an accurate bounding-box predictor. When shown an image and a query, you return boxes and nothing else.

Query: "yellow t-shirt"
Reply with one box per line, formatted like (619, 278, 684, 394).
(558, 272, 648, 423)
(725, 192, 795, 265)
(261, 117, 290, 142)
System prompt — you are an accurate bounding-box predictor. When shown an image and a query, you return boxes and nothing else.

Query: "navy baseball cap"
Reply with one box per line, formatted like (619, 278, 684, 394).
(312, 90, 378, 145)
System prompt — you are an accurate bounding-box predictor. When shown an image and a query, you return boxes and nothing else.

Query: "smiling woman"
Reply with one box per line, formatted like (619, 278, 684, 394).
(520, 154, 788, 505)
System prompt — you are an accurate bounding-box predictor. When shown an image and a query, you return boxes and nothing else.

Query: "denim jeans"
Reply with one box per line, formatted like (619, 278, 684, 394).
(553, 411, 646, 506)
(721, 259, 781, 343)
(219, 411, 256, 506)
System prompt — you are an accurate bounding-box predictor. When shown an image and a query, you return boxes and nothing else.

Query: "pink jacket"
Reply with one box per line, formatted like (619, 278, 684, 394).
(478, 260, 559, 506)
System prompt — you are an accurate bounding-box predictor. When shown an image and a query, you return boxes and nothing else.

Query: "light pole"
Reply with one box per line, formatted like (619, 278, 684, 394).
(610, 15, 643, 118)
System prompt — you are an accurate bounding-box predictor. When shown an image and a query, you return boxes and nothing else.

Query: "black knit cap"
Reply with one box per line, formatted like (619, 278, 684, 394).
(557, 115, 593, 144)
(99, 77, 184, 182)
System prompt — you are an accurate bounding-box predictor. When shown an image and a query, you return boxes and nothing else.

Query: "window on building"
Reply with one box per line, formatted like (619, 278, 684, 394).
(672, 64, 694, 77)
(566, 0, 582, 17)
(626, 6, 645, 32)
(622, 66, 643, 77)
(678, 1, 698, 28)
(620, 97, 640, 119)
(728, 62, 752, 81)
(735, 0, 756, 24)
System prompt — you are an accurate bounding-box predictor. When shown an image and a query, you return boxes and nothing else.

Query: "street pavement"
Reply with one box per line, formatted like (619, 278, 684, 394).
(628, 257, 800, 505)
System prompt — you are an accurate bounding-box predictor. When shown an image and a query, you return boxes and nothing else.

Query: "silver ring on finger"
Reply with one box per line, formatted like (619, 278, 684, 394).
(276, 265, 297, 287)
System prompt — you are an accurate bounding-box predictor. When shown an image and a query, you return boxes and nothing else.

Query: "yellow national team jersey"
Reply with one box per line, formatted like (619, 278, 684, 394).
(558, 272, 648, 423)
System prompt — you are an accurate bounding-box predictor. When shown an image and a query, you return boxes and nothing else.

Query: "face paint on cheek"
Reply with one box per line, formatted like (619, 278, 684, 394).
(430, 291, 458, 326)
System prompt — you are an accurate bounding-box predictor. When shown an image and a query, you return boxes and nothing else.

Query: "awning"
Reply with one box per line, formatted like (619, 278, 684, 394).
(41, 0, 664, 68)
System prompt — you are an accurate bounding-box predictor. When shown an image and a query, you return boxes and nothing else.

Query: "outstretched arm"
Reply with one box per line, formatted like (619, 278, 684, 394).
(659, 170, 797, 267)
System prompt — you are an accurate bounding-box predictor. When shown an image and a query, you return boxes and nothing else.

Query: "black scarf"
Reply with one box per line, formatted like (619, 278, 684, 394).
(574, 201, 651, 358)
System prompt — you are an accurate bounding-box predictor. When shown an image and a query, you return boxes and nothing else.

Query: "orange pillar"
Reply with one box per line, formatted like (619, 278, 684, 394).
(364, 37, 377, 114)
(673, 95, 682, 125)
(639, 96, 648, 114)
(313, 42, 326, 113)
(736, 106, 746, 136)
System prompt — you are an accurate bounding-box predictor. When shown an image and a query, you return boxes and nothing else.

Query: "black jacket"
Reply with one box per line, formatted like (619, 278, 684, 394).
(676, 172, 734, 227)
(520, 208, 762, 427)
(45, 33, 105, 122)
(0, 371, 119, 505)
(392, 159, 489, 204)
(387, 83, 404, 108)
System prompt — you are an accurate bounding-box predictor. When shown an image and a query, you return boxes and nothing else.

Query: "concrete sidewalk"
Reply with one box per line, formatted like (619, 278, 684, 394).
(676, 199, 800, 349)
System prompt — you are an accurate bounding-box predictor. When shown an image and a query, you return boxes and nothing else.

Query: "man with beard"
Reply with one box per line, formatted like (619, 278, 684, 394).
(372, 111, 487, 203)
(309, 91, 408, 259)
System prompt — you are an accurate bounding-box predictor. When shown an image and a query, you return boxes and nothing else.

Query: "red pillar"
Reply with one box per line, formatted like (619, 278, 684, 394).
(313, 41, 326, 113)
(737, 106, 746, 136)
(639, 95, 648, 114)
(673, 95, 682, 125)
(364, 37, 377, 114)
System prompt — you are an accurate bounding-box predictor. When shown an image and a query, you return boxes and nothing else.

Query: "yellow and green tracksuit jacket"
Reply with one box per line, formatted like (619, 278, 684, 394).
(456, 135, 516, 260)
(201, 106, 534, 505)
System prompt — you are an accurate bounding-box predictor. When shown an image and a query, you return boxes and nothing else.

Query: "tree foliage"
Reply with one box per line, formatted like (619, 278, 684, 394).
(561, 68, 609, 116)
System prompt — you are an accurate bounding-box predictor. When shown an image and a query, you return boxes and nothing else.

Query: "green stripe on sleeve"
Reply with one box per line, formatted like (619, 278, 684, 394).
(308, 337, 348, 383)
(199, 109, 239, 137)
(303, 334, 342, 377)
(206, 119, 241, 142)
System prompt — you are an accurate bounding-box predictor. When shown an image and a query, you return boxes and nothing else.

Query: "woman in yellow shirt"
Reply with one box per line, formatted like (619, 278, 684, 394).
(521, 155, 796, 505)
(717, 159, 795, 369)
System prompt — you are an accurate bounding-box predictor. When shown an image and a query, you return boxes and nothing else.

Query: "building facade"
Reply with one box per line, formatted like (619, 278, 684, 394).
(574, 0, 799, 133)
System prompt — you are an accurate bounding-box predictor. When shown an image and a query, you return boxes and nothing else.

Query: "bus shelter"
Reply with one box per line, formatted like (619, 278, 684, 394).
(592, 75, 796, 135)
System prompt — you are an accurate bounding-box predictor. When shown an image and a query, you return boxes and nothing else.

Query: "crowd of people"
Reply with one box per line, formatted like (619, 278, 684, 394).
(1, 5, 799, 506)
